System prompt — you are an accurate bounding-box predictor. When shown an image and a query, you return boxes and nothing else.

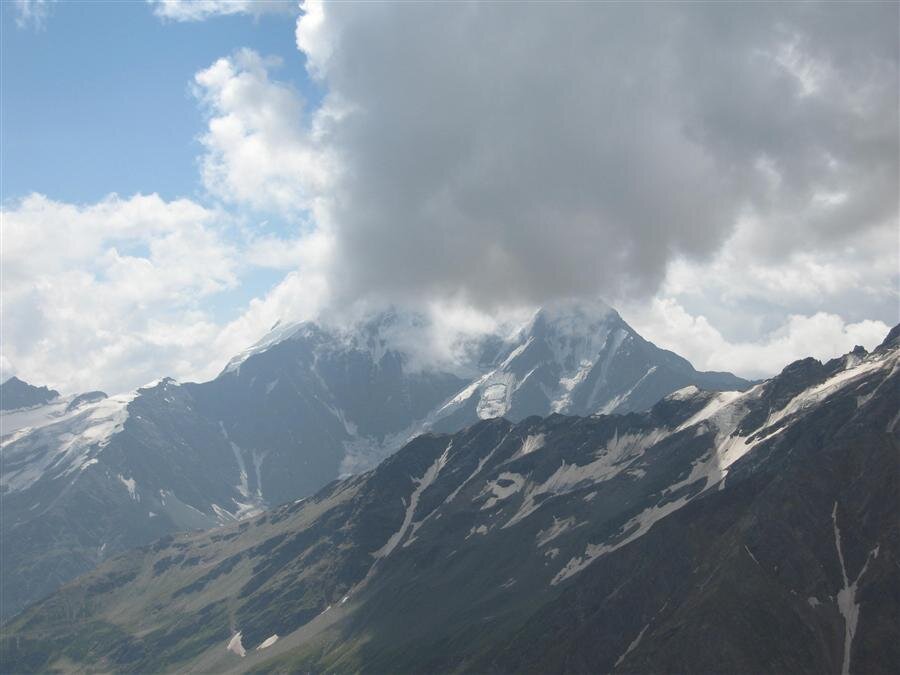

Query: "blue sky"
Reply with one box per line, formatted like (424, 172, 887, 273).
(2, 1, 317, 204)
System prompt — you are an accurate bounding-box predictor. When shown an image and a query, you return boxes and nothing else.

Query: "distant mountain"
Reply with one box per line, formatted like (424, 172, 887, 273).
(430, 299, 748, 431)
(2, 327, 895, 674)
(0, 301, 749, 619)
(0, 376, 59, 411)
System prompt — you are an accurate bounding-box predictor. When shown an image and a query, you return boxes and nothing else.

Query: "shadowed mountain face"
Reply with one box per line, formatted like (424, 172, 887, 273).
(0, 377, 59, 411)
(0, 302, 750, 620)
(2, 329, 895, 674)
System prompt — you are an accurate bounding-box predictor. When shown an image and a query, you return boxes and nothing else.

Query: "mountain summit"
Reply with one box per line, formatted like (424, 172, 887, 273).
(431, 300, 747, 430)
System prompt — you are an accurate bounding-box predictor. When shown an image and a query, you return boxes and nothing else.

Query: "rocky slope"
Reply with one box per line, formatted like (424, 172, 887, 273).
(2, 327, 894, 674)
(0, 301, 749, 619)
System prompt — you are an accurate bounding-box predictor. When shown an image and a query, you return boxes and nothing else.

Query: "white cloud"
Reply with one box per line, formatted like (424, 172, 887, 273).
(192, 49, 334, 217)
(149, 0, 296, 23)
(0, 193, 242, 394)
(0, 192, 340, 395)
(623, 298, 890, 380)
(13, 0, 53, 30)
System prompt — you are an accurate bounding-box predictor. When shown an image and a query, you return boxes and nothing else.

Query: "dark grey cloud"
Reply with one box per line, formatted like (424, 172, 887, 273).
(297, 1, 898, 309)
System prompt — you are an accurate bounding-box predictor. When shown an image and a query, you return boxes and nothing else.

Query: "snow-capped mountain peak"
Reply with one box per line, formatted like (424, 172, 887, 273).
(429, 299, 749, 429)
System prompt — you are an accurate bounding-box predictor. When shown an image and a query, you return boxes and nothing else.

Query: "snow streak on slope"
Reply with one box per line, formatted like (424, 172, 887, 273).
(374, 443, 452, 560)
(832, 502, 879, 675)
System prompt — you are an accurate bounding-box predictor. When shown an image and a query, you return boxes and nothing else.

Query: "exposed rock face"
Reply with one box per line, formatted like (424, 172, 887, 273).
(2, 330, 895, 674)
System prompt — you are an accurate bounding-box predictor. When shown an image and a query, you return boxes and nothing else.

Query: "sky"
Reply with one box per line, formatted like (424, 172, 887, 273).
(2, 0, 898, 395)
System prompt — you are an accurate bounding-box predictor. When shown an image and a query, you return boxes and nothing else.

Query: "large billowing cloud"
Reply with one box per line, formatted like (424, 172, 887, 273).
(291, 1, 898, 311)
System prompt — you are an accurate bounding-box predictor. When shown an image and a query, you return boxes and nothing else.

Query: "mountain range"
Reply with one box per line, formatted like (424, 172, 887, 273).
(2, 324, 896, 673)
(0, 301, 750, 619)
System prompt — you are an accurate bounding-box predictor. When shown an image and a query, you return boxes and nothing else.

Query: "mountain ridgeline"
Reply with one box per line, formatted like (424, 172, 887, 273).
(0, 376, 60, 411)
(0, 301, 750, 619)
(2, 326, 897, 673)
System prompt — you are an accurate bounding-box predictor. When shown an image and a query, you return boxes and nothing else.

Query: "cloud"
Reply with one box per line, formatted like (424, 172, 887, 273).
(0, 193, 243, 393)
(192, 49, 334, 216)
(0, 189, 333, 394)
(149, 0, 296, 22)
(288, 1, 896, 311)
(13, 0, 53, 29)
(623, 298, 891, 380)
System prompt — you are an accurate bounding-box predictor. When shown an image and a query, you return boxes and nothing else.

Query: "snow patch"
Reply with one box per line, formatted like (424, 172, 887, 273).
(118, 474, 138, 501)
(257, 634, 279, 650)
(667, 385, 700, 401)
(480, 472, 525, 510)
(467, 524, 489, 539)
(536, 516, 577, 546)
(676, 390, 746, 432)
(477, 376, 514, 419)
(227, 632, 246, 657)
(519, 433, 545, 457)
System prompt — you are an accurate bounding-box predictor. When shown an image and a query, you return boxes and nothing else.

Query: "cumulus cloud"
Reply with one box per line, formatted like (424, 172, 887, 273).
(193, 49, 334, 216)
(0, 194, 243, 393)
(290, 1, 897, 310)
(0, 189, 334, 394)
(623, 298, 890, 379)
(149, 0, 296, 23)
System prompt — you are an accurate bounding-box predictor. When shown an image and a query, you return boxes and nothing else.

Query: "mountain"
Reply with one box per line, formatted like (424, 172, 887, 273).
(0, 315, 466, 620)
(0, 302, 748, 619)
(429, 299, 748, 431)
(3, 327, 895, 674)
(0, 376, 60, 411)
